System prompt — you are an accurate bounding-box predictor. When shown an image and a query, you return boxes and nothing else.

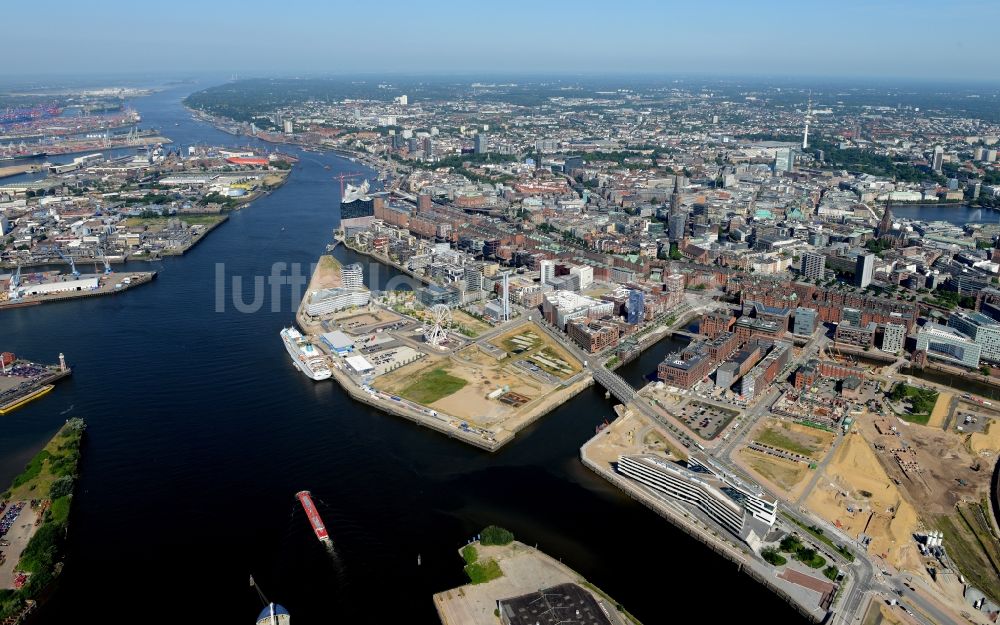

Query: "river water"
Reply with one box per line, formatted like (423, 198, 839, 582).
(1, 83, 809, 624)
(889, 203, 1000, 225)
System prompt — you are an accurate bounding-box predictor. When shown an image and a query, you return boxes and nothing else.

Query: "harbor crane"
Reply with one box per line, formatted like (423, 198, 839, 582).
(54, 248, 80, 278)
(97, 248, 112, 275)
(7, 264, 21, 300)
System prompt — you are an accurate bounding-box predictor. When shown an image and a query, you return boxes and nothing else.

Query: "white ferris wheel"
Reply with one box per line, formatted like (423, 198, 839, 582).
(424, 304, 452, 347)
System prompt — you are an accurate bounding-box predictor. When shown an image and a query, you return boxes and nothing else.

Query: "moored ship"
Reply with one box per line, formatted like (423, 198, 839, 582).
(280, 327, 331, 381)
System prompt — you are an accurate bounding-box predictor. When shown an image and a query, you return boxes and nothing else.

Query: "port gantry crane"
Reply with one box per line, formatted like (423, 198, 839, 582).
(95, 247, 112, 275)
(54, 247, 80, 278)
(7, 264, 21, 300)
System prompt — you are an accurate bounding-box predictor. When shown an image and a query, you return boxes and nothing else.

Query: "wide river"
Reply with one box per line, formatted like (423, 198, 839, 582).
(2, 83, 811, 623)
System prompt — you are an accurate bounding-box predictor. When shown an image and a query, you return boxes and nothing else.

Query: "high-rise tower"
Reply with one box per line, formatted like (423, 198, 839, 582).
(802, 93, 812, 150)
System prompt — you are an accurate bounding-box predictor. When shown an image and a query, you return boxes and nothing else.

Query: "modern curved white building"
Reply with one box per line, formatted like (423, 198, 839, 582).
(617, 453, 776, 549)
(305, 287, 370, 316)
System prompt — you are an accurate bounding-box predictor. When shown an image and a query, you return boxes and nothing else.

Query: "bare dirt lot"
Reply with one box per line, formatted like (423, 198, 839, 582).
(970, 420, 1000, 455)
(307, 254, 342, 290)
(804, 432, 920, 571)
(373, 330, 586, 434)
(450, 309, 492, 338)
(489, 327, 582, 379)
(859, 414, 990, 518)
(927, 391, 953, 428)
(584, 408, 685, 467)
(739, 448, 810, 495)
(752, 419, 837, 461)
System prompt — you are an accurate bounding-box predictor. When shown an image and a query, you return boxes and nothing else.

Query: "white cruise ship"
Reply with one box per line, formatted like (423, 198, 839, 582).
(280, 327, 332, 381)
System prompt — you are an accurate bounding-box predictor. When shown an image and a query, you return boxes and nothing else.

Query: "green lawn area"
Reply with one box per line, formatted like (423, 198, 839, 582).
(762, 547, 787, 566)
(399, 368, 467, 405)
(464, 558, 503, 584)
(461, 544, 478, 564)
(782, 513, 855, 562)
(795, 548, 827, 569)
(460, 542, 503, 585)
(889, 383, 938, 425)
(779, 534, 827, 569)
(756, 427, 813, 456)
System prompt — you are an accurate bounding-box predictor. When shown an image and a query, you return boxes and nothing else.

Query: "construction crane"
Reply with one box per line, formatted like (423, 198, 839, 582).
(7, 264, 21, 300)
(332, 172, 365, 198)
(54, 248, 80, 278)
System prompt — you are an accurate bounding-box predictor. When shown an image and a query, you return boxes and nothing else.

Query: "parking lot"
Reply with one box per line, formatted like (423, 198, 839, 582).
(675, 400, 741, 440)
(365, 345, 424, 376)
(0, 502, 39, 590)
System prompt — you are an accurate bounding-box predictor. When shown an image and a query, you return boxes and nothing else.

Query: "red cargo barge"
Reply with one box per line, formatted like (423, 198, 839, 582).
(295, 490, 331, 543)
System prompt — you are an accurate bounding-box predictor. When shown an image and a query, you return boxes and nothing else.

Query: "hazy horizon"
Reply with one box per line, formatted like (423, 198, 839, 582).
(5, 0, 999, 82)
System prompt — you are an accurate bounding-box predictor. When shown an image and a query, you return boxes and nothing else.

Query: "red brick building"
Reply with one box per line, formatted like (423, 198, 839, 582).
(567, 318, 621, 353)
(700, 310, 735, 339)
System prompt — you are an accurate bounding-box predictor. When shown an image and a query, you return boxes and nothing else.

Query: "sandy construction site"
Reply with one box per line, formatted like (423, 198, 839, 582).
(736, 418, 837, 498)
(373, 323, 589, 435)
(804, 432, 921, 571)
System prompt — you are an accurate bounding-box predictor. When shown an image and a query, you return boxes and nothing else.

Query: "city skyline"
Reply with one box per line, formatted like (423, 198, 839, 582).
(3, 4, 1000, 622)
(4, 0, 1000, 81)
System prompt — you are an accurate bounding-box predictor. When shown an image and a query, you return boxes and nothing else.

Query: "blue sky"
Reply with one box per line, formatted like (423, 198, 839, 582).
(5, 0, 999, 80)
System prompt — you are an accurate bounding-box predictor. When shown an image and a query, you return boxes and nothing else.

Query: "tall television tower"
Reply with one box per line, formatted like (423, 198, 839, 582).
(802, 93, 812, 150)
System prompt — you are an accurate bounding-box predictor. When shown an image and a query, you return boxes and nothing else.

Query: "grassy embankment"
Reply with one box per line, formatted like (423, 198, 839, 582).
(0, 418, 85, 621)
(935, 500, 1000, 604)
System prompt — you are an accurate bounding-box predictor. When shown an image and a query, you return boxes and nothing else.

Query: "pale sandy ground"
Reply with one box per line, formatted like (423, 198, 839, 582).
(297, 255, 344, 333)
(308, 255, 342, 291)
(375, 343, 591, 436)
(862, 603, 907, 625)
(804, 433, 920, 571)
(970, 420, 1000, 455)
(736, 418, 836, 499)
(586, 407, 686, 465)
(927, 391, 953, 429)
(737, 448, 811, 498)
(753, 418, 837, 460)
(377, 351, 543, 425)
(434, 541, 635, 625)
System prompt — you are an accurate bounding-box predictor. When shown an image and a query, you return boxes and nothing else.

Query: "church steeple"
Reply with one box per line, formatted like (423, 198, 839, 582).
(878, 199, 893, 238)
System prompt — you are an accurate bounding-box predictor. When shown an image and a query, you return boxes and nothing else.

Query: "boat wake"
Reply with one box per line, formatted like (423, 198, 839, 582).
(59, 404, 74, 415)
(324, 541, 349, 589)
